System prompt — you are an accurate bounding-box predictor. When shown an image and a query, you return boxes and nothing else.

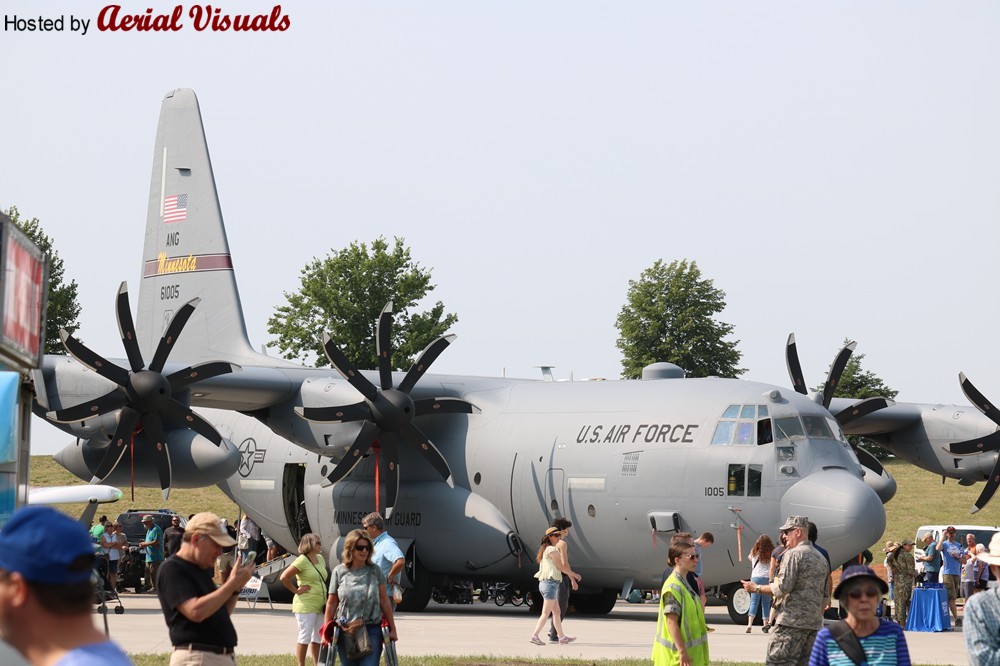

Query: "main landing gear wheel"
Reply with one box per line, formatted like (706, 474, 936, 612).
(724, 583, 751, 624)
(572, 588, 618, 615)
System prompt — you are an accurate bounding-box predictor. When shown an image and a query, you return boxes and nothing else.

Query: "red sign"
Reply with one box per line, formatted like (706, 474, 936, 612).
(0, 222, 48, 370)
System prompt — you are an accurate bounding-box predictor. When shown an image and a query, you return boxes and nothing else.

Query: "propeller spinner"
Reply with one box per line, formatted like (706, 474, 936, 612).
(296, 302, 478, 517)
(785, 333, 893, 476)
(46, 282, 238, 499)
(947, 373, 1000, 513)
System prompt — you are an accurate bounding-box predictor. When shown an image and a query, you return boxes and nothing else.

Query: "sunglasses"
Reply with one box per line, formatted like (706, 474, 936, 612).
(683, 553, 700, 560)
(354, 544, 371, 552)
(847, 587, 881, 600)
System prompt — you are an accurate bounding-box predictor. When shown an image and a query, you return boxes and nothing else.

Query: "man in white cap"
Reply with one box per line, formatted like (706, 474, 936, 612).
(964, 532, 1000, 664)
(156, 511, 255, 664)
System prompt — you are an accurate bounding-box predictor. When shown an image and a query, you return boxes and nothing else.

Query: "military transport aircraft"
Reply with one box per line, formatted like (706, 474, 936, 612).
(26, 89, 988, 620)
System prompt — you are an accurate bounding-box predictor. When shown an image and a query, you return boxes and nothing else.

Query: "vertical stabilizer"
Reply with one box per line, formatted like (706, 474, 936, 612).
(136, 89, 265, 366)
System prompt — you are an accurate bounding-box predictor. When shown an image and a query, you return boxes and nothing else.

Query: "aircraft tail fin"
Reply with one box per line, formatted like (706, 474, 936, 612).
(136, 89, 281, 366)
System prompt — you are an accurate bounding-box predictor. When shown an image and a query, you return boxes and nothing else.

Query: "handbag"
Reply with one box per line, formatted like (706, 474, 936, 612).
(237, 533, 250, 551)
(343, 624, 373, 660)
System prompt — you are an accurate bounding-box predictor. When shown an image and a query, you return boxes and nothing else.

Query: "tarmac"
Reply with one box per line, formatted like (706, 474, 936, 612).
(66, 592, 971, 663)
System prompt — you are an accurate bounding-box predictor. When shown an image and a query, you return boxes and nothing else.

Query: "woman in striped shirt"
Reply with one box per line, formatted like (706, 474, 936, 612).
(808, 566, 910, 666)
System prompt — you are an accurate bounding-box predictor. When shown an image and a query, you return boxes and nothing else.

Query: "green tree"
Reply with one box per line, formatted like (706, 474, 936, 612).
(615, 259, 744, 379)
(267, 237, 457, 369)
(2, 206, 82, 355)
(814, 339, 899, 459)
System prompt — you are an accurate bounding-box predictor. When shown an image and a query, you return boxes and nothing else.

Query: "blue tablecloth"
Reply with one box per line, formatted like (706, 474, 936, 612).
(906, 587, 950, 632)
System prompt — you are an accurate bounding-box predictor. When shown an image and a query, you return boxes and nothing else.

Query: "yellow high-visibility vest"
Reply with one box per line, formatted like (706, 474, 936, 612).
(652, 572, 709, 666)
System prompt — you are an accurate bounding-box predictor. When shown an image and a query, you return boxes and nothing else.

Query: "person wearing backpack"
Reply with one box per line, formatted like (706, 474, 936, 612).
(808, 566, 910, 666)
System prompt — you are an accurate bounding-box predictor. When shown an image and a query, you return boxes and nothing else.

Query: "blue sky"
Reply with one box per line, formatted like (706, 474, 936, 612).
(3, 2, 1000, 455)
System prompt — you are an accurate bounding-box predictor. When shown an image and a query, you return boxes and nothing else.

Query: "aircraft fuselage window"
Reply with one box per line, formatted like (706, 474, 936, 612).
(740, 405, 756, 419)
(728, 464, 746, 496)
(722, 404, 740, 419)
(747, 464, 763, 496)
(777, 445, 796, 462)
(727, 463, 763, 497)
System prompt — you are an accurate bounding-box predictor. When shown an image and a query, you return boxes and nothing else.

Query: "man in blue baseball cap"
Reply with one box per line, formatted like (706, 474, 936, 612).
(0, 506, 131, 665)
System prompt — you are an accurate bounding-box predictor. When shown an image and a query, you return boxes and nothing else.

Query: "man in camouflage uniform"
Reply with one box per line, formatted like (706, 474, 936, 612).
(889, 538, 917, 626)
(741, 515, 827, 666)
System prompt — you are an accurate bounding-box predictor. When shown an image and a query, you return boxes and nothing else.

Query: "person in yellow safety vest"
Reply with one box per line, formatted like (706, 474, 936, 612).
(653, 540, 710, 666)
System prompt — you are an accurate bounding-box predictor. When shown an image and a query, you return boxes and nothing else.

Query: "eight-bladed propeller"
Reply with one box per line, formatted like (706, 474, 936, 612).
(296, 302, 478, 518)
(785, 334, 893, 476)
(947, 373, 1000, 513)
(46, 282, 239, 499)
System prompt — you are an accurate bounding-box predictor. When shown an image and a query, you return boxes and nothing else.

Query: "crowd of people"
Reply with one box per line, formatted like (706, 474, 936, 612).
(8, 504, 1000, 665)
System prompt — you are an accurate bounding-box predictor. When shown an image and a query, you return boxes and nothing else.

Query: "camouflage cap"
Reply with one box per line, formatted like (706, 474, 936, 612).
(779, 515, 809, 531)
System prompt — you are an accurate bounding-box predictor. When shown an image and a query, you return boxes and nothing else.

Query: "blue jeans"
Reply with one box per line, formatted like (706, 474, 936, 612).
(747, 575, 771, 619)
(337, 624, 383, 666)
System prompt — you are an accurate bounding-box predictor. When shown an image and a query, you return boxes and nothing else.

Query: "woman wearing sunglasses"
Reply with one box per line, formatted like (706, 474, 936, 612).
(324, 528, 397, 666)
(529, 527, 580, 645)
(808, 566, 911, 666)
(653, 541, 709, 666)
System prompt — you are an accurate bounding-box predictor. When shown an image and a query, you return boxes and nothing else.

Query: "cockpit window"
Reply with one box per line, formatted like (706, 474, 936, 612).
(802, 415, 835, 439)
(711, 404, 772, 446)
(774, 416, 805, 441)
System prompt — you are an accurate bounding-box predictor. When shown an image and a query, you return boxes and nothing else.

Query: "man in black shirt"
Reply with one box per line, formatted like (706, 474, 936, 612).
(163, 516, 185, 558)
(156, 512, 254, 663)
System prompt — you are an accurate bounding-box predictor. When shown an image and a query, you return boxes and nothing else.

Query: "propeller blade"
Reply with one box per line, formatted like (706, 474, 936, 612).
(296, 401, 372, 423)
(971, 457, 1000, 514)
(948, 430, 1000, 456)
(854, 445, 885, 477)
(47, 390, 125, 423)
(834, 397, 893, 427)
(90, 406, 141, 483)
(149, 297, 201, 372)
(325, 422, 379, 485)
(959, 372, 1000, 428)
(60, 330, 130, 387)
(115, 282, 146, 373)
(414, 397, 479, 417)
(398, 334, 457, 394)
(159, 400, 223, 446)
(381, 433, 400, 519)
(821, 341, 857, 409)
(168, 361, 241, 392)
(321, 333, 378, 402)
(143, 413, 172, 500)
(399, 423, 453, 485)
(785, 333, 808, 396)
(377, 302, 394, 391)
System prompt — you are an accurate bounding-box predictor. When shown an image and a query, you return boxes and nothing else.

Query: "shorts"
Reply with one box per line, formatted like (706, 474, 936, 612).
(538, 578, 560, 600)
(943, 574, 960, 601)
(107, 559, 119, 574)
(295, 612, 323, 644)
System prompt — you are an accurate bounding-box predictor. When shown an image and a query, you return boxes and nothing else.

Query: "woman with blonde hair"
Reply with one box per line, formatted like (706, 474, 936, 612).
(281, 533, 328, 666)
(323, 529, 397, 666)
(529, 527, 581, 645)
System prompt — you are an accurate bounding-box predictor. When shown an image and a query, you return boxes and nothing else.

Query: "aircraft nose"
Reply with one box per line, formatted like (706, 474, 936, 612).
(781, 469, 886, 563)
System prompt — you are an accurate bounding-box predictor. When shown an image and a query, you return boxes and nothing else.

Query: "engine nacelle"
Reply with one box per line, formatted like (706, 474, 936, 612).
(54, 430, 240, 488)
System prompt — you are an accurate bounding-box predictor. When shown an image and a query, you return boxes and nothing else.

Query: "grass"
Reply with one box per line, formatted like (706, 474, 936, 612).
(29, 455, 241, 523)
(880, 458, 1000, 544)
